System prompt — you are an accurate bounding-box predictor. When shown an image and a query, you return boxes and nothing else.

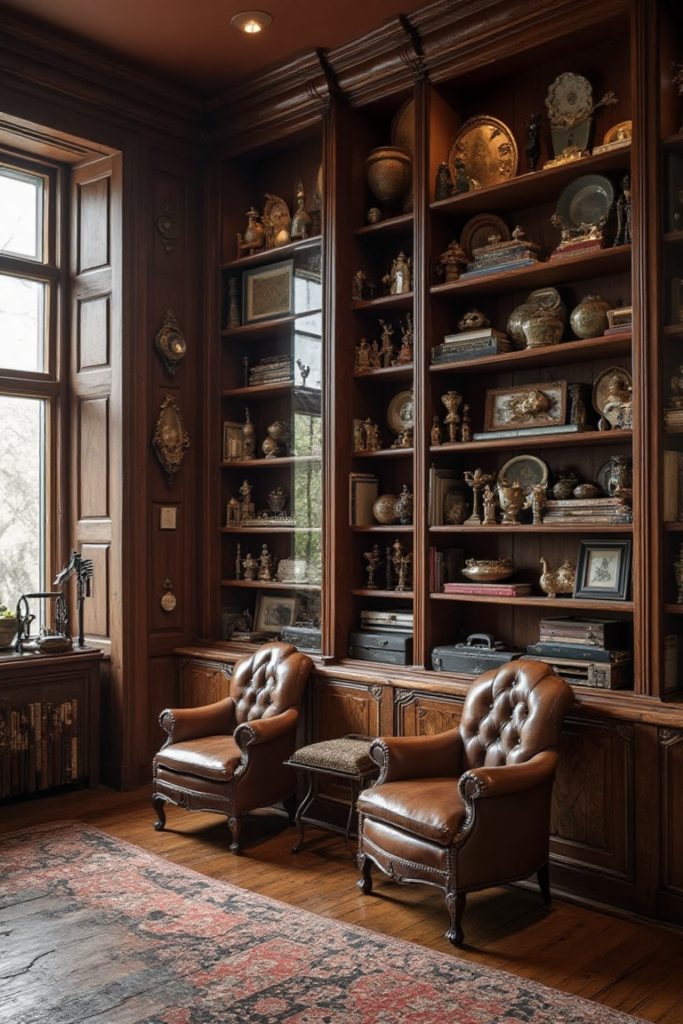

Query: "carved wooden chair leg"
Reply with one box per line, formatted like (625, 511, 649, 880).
(228, 815, 243, 855)
(446, 890, 466, 946)
(357, 855, 373, 894)
(537, 862, 552, 905)
(152, 796, 167, 831)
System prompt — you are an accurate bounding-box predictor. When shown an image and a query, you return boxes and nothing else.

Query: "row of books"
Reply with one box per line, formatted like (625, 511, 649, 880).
(248, 354, 292, 386)
(443, 581, 531, 596)
(360, 608, 413, 634)
(0, 699, 79, 799)
(429, 546, 464, 592)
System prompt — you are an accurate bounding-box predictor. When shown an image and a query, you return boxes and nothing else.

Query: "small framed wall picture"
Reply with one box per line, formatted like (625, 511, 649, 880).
(574, 538, 632, 601)
(242, 260, 294, 324)
(222, 421, 244, 462)
(254, 592, 298, 633)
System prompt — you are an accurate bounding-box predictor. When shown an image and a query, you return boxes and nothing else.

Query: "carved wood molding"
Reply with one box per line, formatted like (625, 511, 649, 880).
(394, 688, 418, 707)
(659, 727, 683, 747)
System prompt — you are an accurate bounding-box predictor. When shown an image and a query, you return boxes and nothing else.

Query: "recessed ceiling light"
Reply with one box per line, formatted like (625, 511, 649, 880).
(231, 11, 272, 34)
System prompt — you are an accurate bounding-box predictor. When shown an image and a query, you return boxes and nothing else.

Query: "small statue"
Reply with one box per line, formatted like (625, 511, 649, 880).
(613, 175, 632, 247)
(395, 484, 413, 525)
(290, 181, 311, 240)
(461, 404, 472, 442)
(458, 309, 490, 332)
(464, 467, 496, 525)
(453, 155, 470, 194)
(369, 339, 381, 369)
(353, 270, 367, 301)
(482, 484, 498, 525)
(394, 551, 412, 592)
(377, 320, 395, 367)
(524, 113, 542, 172)
(434, 161, 454, 201)
(364, 544, 381, 589)
(242, 407, 256, 459)
(393, 312, 414, 365)
(527, 483, 547, 525)
(296, 358, 310, 385)
(227, 278, 240, 329)
(363, 418, 382, 451)
(385, 545, 395, 590)
(239, 479, 253, 506)
(367, 207, 382, 224)
(386, 252, 412, 295)
(430, 415, 443, 446)
(355, 338, 372, 371)
(602, 372, 633, 430)
(235, 542, 242, 580)
(242, 552, 258, 581)
(258, 544, 274, 581)
(676, 541, 683, 604)
(441, 390, 463, 443)
(226, 497, 240, 526)
(237, 207, 265, 257)
(436, 240, 468, 282)
(569, 383, 588, 426)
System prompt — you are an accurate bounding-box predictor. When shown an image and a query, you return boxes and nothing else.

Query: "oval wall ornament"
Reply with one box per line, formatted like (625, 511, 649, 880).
(152, 395, 190, 487)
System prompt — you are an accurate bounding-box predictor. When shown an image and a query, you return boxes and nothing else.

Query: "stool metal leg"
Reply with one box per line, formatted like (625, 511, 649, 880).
(291, 771, 315, 853)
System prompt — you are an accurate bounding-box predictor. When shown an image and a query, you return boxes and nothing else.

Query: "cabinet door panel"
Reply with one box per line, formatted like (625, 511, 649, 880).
(550, 715, 633, 880)
(659, 729, 683, 897)
(179, 658, 231, 707)
(310, 678, 385, 742)
(394, 688, 463, 737)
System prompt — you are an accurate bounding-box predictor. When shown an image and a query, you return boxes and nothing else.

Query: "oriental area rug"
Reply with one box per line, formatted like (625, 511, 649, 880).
(0, 822, 642, 1024)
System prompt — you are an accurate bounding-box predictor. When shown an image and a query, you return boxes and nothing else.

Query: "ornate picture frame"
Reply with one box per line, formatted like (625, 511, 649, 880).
(484, 381, 568, 432)
(254, 592, 298, 633)
(574, 538, 632, 601)
(242, 260, 294, 324)
(222, 421, 244, 462)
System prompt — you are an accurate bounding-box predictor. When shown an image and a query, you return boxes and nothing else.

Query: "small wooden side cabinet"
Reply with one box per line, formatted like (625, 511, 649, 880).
(0, 647, 102, 799)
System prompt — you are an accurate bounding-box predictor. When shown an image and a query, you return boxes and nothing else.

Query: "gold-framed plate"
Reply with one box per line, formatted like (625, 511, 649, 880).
(448, 115, 518, 189)
(387, 390, 414, 434)
(460, 213, 510, 260)
(497, 455, 549, 498)
(592, 366, 633, 416)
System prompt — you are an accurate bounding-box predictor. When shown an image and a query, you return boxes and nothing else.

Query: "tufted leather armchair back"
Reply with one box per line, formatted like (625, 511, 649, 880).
(459, 659, 574, 771)
(229, 641, 310, 723)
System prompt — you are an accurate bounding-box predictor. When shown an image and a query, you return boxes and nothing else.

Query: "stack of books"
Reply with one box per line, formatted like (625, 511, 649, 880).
(541, 497, 633, 524)
(431, 328, 510, 364)
(443, 581, 531, 597)
(248, 354, 292, 387)
(360, 608, 413, 633)
(526, 616, 633, 689)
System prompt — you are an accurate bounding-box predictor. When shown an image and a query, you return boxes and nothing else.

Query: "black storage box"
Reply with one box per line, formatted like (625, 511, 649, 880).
(431, 633, 523, 675)
(280, 625, 321, 652)
(349, 630, 413, 665)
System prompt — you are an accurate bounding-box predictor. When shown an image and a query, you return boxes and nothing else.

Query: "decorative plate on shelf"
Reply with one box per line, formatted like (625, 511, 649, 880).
(387, 390, 414, 433)
(448, 115, 518, 189)
(497, 455, 549, 499)
(460, 213, 510, 260)
(603, 120, 632, 146)
(592, 366, 633, 416)
(545, 72, 593, 128)
(556, 175, 614, 230)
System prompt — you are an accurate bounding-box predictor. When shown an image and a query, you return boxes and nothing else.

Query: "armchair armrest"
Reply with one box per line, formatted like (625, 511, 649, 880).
(159, 697, 236, 745)
(371, 728, 463, 784)
(233, 707, 299, 750)
(459, 749, 558, 800)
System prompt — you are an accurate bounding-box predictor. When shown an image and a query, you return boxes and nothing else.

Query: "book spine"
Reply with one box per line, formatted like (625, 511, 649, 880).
(444, 584, 529, 596)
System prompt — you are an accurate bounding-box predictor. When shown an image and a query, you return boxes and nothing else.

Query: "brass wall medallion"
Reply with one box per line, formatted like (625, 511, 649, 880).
(152, 395, 191, 486)
(448, 116, 518, 189)
(155, 310, 187, 375)
(156, 204, 180, 252)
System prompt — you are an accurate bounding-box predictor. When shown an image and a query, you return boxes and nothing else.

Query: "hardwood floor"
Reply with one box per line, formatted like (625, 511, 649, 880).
(2, 784, 683, 1024)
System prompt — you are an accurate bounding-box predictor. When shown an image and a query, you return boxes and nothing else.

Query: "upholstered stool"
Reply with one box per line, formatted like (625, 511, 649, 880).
(285, 736, 379, 860)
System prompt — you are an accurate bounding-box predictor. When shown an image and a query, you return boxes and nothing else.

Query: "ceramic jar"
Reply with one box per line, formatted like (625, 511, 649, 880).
(570, 294, 612, 339)
(522, 311, 564, 349)
(366, 147, 412, 206)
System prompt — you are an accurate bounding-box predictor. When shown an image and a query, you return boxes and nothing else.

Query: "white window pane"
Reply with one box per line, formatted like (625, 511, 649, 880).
(0, 168, 43, 260)
(0, 395, 45, 611)
(0, 274, 47, 373)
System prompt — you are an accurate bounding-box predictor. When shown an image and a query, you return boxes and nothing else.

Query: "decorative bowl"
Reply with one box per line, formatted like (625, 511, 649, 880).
(462, 558, 514, 582)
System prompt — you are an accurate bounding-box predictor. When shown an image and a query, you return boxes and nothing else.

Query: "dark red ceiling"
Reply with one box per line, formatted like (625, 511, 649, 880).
(0, 0, 428, 93)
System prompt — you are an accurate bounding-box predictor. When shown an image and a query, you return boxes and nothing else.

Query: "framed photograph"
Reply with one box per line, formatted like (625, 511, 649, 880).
(242, 260, 294, 325)
(222, 421, 243, 462)
(254, 592, 298, 633)
(484, 381, 568, 432)
(574, 538, 632, 601)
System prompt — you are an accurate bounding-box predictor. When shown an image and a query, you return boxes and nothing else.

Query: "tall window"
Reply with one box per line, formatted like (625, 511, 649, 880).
(0, 156, 61, 611)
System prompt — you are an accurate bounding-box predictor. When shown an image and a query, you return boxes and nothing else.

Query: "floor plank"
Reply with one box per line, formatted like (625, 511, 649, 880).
(1, 785, 682, 1023)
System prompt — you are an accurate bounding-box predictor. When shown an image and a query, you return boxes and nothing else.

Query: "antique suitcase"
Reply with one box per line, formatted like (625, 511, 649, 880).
(537, 617, 631, 648)
(431, 633, 523, 675)
(525, 655, 632, 689)
(349, 630, 413, 665)
(280, 625, 322, 652)
(527, 642, 632, 665)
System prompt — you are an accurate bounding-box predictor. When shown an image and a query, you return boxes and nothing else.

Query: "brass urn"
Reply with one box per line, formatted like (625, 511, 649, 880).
(366, 146, 412, 208)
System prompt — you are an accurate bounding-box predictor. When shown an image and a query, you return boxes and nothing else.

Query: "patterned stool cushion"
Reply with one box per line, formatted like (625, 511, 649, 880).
(290, 737, 376, 775)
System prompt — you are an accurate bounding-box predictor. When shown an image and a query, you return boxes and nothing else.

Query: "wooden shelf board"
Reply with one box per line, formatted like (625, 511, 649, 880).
(222, 381, 293, 398)
(221, 308, 322, 339)
(429, 523, 632, 534)
(221, 455, 321, 468)
(353, 447, 414, 459)
(663, 323, 683, 337)
(429, 333, 631, 375)
(221, 526, 320, 534)
(664, 521, 683, 531)
(352, 524, 414, 532)
(352, 589, 414, 599)
(354, 213, 414, 237)
(352, 292, 414, 313)
(220, 235, 321, 272)
(431, 592, 634, 612)
(429, 148, 631, 219)
(430, 246, 631, 298)
(663, 230, 683, 246)
(354, 364, 414, 382)
(431, 429, 631, 454)
(220, 579, 321, 591)
(665, 604, 683, 614)
(663, 131, 683, 154)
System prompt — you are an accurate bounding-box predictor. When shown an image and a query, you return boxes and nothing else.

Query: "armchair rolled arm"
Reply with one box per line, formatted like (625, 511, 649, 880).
(233, 707, 299, 750)
(459, 749, 558, 801)
(158, 697, 236, 746)
(371, 728, 463, 784)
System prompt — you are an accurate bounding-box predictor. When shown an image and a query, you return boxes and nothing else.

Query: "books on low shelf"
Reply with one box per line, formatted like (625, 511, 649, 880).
(431, 329, 511, 364)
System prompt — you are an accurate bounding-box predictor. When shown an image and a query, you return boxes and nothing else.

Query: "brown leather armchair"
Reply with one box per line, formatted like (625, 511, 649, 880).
(152, 642, 313, 854)
(356, 659, 574, 946)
